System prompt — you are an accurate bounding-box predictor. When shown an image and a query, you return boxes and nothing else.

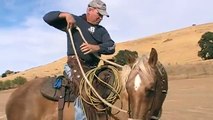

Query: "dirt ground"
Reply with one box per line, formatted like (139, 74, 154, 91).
(0, 75, 213, 120)
(161, 75, 213, 120)
(0, 89, 14, 120)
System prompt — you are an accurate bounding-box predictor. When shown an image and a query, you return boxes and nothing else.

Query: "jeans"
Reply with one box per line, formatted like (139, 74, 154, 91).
(64, 63, 87, 120)
(64, 63, 72, 78)
(74, 97, 87, 120)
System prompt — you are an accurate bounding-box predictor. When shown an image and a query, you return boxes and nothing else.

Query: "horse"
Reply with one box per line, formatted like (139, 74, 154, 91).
(5, 48, 168, 120)
(126, 48, 168, 120)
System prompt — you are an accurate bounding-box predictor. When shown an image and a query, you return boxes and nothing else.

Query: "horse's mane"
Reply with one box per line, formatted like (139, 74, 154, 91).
(111, 49, 139, 91)
(119, 65, 131, 90)
(132, 55, 154, 81)
(118, 55, 153, 98)
(133, 55, 167, 81)
(111, 50, 154, 89)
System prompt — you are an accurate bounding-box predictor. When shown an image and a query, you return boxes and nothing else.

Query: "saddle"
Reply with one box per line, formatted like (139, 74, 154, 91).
(40, 56, 92, 101)
(40, 55, 92, 120)
(40, 75, 76, 102)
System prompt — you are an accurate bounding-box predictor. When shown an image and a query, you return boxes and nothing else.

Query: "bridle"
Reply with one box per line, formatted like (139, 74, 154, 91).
(127, 64, 161, 120)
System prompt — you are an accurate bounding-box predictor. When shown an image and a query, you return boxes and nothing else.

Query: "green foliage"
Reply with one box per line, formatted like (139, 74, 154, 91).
(198, 32, 213, 60)
(112, 49, 138, 66)
(0, 80, 12, 90)
(0, 81, 4, 90)
(1, 70, 18, 78)
(13, 76, 27, 85)
(3, 80, 12, 89)
(0, 76, 27, 91)
(1, 73, 7, 78)
(5, 70, 14, 74)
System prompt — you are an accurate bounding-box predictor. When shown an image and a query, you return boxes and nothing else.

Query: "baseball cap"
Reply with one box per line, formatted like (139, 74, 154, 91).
(88, 0, 109, 17)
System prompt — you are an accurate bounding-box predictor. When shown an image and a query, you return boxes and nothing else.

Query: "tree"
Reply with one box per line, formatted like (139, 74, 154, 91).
(112, 49, 138, 66)
(1, 73, 7, 78)
(198, 32, 213, 60)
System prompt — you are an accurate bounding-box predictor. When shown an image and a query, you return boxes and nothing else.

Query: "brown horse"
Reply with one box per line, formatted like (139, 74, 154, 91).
(126, 48, 168, 120)
(5, 48, 168, 120)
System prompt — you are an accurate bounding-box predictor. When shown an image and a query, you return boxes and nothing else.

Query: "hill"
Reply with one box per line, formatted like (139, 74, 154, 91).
(1, 23, 213, 81)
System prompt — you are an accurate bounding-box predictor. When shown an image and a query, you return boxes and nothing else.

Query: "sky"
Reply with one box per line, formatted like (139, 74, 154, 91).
(0, 0, 213, 74)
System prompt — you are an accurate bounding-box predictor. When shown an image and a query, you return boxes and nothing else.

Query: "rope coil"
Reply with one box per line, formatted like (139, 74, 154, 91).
(68, 28, 128, 113)
(79, 65, 122, 111)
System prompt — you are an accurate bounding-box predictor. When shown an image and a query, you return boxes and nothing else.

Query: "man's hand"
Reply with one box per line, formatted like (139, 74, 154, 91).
(59, 12, 76, 29)
(80, 43, 100, 54)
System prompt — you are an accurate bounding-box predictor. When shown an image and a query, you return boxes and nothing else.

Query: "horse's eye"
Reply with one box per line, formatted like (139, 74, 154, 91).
(146, 88, 155, 97)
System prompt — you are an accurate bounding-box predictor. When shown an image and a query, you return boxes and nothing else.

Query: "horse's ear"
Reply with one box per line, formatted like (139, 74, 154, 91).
(148, 48, 158, 67)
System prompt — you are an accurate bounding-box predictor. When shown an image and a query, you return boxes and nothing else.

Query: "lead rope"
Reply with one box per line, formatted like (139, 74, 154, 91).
(67, 28, 128, 113)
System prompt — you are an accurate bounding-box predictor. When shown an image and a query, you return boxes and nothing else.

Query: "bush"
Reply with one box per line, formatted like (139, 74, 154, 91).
(0, 80, 13, 90)
(13, 76, 27, 85)
(0, 76, 27, 91)
(1, 73, 7, 78)
(3, 80, 12, 89)
(198, 32, 213, 60)
(0, 81, 4, 90)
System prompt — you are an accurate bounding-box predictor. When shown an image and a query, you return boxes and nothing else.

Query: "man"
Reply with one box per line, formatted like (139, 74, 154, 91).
(43, 0, 115, 119)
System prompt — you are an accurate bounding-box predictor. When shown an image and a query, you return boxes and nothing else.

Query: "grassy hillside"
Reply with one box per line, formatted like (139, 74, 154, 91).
(1, 23, 213, 81)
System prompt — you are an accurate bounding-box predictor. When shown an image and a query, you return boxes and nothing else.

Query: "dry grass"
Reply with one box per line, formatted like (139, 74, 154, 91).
(1, 23, 213, 81)
(1, 23, 213, 120)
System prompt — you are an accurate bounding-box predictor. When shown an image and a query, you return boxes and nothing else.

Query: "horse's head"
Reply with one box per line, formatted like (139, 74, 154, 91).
(126, 48, 168, 120)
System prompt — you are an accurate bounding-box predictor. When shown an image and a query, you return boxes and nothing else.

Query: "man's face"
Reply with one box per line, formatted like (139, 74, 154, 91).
(87, 7, 103, 25)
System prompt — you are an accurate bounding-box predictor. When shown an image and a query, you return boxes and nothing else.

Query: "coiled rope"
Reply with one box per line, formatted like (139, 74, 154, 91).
(68, 28, 128, 113)
(79, 65, 122, 111)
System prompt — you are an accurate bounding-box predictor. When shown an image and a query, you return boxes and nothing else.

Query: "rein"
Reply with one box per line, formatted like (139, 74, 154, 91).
(67, 27, 128, 113)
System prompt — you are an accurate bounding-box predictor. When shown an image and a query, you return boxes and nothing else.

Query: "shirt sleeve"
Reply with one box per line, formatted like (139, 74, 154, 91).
(43, 11, 67, 31)
(98, 30, 115, 55)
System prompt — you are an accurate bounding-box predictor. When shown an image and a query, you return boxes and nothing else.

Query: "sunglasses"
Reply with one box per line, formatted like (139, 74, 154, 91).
(90, 7, 103, 17)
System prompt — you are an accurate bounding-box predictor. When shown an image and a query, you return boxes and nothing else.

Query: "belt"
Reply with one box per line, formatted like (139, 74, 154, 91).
(67, 55, 96, 69)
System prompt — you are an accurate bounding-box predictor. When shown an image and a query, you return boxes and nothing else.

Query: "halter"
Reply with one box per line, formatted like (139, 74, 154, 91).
(127, 59, 165, 120)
